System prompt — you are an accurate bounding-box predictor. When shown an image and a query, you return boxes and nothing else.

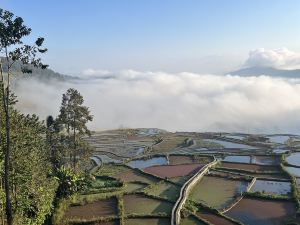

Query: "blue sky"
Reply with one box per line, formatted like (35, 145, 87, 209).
(2, 0, 300, 74)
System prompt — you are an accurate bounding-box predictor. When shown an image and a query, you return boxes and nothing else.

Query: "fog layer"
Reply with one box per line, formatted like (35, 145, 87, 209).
(13, 70, 300, 134)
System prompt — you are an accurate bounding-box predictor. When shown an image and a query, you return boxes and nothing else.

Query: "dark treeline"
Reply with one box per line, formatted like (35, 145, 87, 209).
(0, 9, 94, 225)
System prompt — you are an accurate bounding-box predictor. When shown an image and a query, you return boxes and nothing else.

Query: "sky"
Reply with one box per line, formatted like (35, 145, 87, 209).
(3, 0, 300, 133)
(2, 0, 300, 75)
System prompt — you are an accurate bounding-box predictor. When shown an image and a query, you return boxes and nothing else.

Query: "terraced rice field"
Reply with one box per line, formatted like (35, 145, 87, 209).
(127, 156, 168, 169)
(284, 166, 300, 177)
(203, 139, 257, 149)
(225, 197, 296, 225)
(145, 181, 180, 201)
(151, 134, 188, 153)
(123, 194, 173, 215)
(169, 155, 212, 165)
(89, 221, 120, 225)
(267, 135, 290, 144)
(251, 155, 280, 165)
(223, 155, 251, 163)
(125, 218, 170, 225)
(223, 155, 280, 165)
(115, 169, 160, 183)
(250, 179, 291, 195)
(197, 210, 236, 225)
(188, 176, 248, 210)
(125, 182, 147, 193)
(63, 198, 118, 220)
(85, 130, 154, 158)
(169, 175, 191, 185)
(286, 152, 300, 167)
(144, 164, 204, 178)
(220, 162, 281, 172)
(180, 216, 206, 225)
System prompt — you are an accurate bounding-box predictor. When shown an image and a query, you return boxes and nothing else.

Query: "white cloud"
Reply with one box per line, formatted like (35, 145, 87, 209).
(81, 69, 111, 77)
(244, 48, 300, 70)
(14, 70, 300, 134)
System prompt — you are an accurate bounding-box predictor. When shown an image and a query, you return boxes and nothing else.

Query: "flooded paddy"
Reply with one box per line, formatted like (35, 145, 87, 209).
(203, 139, 256, 149)
(286, 152, 300, 167)
(225, 197, 296, 225)
(124, 194, 173, 215)
(222, 155, 279, 165)
(223, 155, 251, 163)
(267, 135, 290, 144)
(285, 166, 300, 177)
(251, 155, 280, 165)
(225, 134, 246, 140)
(144, 164, 204, 178)
(127, 156, 168, 169)
(250, 179, 291, 195)
(188, 176, 248, 210)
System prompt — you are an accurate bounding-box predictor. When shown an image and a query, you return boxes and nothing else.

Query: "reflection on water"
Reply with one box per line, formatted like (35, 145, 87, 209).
(250, 179, 291, 195)
(127, 156, 168, 169)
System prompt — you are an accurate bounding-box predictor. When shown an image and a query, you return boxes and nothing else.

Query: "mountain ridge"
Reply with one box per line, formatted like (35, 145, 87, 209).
(229, 66, 300, 78)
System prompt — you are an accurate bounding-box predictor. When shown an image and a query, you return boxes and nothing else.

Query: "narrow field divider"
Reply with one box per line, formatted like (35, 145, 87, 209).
(171, 157, 218, 225)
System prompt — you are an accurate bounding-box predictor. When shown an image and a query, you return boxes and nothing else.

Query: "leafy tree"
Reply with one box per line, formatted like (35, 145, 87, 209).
(54, 166, 85, 198)
(57, 88, 93, 171)
(0, 8, 48, 224)
(0, 94, 57, 224)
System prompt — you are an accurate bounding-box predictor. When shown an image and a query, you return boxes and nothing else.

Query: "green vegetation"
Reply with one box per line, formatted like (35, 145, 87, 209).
(144, 181, 180, 201)
(188, 176, 248, 210)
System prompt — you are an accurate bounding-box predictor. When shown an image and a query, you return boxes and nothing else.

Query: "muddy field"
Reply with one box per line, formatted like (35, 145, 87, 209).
(180, 216, 206, 225)
(124, 194, 173, 215)
(197, 210, 236, 225)
(168, 155, 212, 165)
(220, 162, 281, 172)
(225, 197, 296, 225)
(144, 164, 204, 178)
(63, 198, 118, 220)
(115, 169, 160, 183)
(125, 218, 170, 225)
(90, 221, 120, 225)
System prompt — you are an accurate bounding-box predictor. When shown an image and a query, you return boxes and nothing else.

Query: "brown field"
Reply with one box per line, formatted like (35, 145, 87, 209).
(115, 169, 160, 184)
(144, 164, 204, 178)
(63, 198, 118, 220)
(88, 221, 120, 225)
(124, 194, 173, 215)
(168, 155, 211, 165)
(197, 211, 236, 225)
(220, 162, 281, 172)
(225, 197, 296, 225)
(125, 218, 170, 225)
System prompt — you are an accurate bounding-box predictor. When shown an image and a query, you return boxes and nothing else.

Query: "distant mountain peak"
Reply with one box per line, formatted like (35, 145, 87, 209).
(229, 66, 300, 78)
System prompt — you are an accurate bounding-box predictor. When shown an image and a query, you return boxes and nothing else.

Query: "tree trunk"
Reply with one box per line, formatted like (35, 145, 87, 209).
(73, 116, 76, 171)
(0, 61, 13, 225)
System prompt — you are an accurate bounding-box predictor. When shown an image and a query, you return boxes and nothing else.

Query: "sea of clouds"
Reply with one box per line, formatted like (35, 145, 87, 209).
(12, 48, 300, 134)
